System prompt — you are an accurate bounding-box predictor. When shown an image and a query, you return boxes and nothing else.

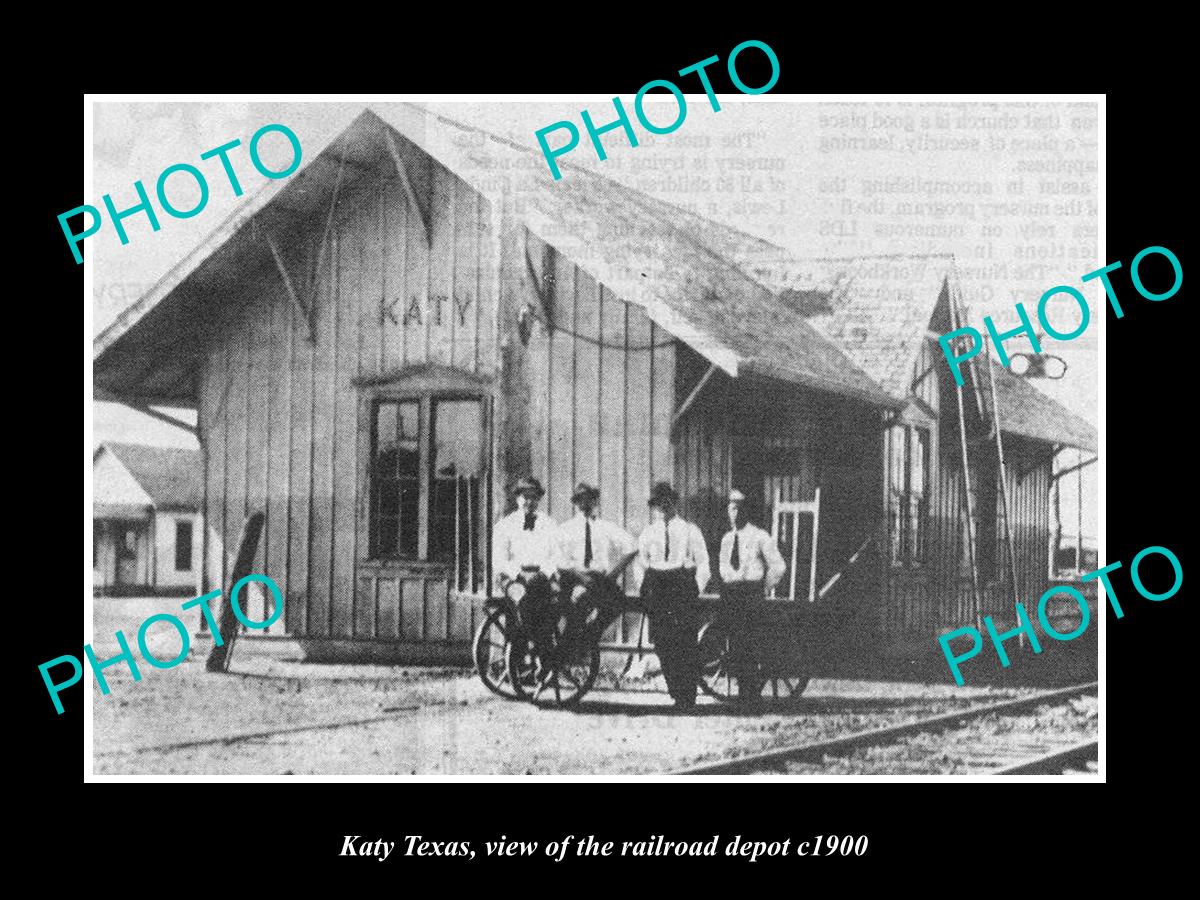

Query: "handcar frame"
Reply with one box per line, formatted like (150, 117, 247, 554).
(473, 588, 813, 709)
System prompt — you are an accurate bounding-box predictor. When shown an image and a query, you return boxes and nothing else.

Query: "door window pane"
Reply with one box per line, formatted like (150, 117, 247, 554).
(365, 394, 487, 589)
(429, 400, 482, 564)
(371, 400, 420, 558)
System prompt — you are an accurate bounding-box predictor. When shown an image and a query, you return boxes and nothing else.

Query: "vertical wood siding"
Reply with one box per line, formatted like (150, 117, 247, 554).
(883, 346, 1057, 654)
(200, 156, 498, 648)
(525, 238, 677, 557)
(195, 153, 1064, 662)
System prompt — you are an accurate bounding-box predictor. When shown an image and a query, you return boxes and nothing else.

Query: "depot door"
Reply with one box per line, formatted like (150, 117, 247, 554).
(732, 446, 820, 600)
(115, 525, 140, 587)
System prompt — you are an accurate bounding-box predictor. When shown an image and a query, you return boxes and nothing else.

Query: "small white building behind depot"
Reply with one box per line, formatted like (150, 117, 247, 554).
(93, 442, 203, 595)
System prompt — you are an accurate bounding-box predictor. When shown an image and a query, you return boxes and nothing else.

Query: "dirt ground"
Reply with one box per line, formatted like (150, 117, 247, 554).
(90, 596, 1076, 776)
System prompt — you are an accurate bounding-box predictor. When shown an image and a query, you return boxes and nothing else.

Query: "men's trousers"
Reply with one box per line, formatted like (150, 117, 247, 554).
(722, 580, 765, 702)
(642, 567, 699, 707)
(558, 569, 623, 636)
(506, 569, 556, 657)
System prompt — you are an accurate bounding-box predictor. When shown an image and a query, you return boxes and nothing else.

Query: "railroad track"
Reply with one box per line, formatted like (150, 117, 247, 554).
(992, 739, 1097, 775)
(671, 681, 1098, 776)
(95, 675, 671, 760)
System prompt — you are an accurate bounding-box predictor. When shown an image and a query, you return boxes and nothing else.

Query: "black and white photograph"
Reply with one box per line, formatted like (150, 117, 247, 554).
(87, 97, 1100, 778)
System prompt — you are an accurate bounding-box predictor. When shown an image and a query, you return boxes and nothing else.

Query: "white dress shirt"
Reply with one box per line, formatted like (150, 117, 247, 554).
(555, 513, 637, 574)
(720, 522, 786, 587)
(637, 516, 711, 593)
(492, 509, 558, 582)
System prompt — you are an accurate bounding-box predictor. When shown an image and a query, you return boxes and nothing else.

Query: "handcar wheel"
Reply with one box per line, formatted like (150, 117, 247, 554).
(503, 632, 539, 700)
(759, 673, 811, 701)
(696, 620, 739, 703)
(530, 613, 600, 709)
(473, 607, 525, 699)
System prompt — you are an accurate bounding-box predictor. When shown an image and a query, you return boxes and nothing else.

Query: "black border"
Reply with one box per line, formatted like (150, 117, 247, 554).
(28, 28, 1190, 881)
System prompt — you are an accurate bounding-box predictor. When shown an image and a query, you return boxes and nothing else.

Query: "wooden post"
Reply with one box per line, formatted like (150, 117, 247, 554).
(206, 512, 266, 673)
(1076, 450, 1083, 572)
(466, 474, 474, 593)
(1051, 467, 1062, 577)
(149, 513, 157, 594)
(807, 487, 820, 603)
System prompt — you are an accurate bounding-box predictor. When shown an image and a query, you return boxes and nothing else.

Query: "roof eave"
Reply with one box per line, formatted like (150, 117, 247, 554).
(739, 360, 902, 410)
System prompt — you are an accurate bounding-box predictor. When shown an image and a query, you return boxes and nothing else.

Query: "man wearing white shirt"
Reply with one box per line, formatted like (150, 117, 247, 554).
(637, 482, 711, 709)
(555, 482, 639, 631)
(492, 476, 558, 653)
(719, 488, 787, 703)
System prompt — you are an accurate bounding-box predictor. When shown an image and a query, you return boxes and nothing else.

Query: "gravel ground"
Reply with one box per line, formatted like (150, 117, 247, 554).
(90, 596, 1082, 776)
(780, 695, 1098, 775)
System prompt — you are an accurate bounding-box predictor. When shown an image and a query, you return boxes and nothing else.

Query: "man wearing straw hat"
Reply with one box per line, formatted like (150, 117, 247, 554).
(637, 482, 710, 709)
(719, 488, 786, 703)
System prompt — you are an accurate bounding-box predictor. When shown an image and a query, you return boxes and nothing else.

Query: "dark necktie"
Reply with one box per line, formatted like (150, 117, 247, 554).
(584, 520, 593, 567)
(663, 521, 671, 563)
(523, 512, 536, 532)
(731, 531, 740, 571)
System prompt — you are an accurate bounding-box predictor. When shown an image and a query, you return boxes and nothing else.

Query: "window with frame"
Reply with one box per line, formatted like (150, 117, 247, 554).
(887, 424, 930, 567)
(368, 395, 486, 592)
(174, 520, 193, 571)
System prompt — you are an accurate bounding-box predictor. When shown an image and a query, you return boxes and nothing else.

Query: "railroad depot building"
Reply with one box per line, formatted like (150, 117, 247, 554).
(93, 442, 203, 596)
(93, 106, 1097, 665)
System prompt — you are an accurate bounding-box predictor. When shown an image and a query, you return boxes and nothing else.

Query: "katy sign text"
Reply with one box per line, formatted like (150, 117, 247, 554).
(383, 292, 474, 328)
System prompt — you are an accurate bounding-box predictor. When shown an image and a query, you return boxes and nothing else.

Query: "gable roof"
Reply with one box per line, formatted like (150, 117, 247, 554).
(92, 103, 1096, 451)
(92, 105, 894, 408)
(729, 252, 957, 402)
(635, 204, 1097, 453)
(984, 360, 1097, 453)
(448, 120, 893, 404)
(98, 442, 202, 509)
(739, 251, 1096, 452)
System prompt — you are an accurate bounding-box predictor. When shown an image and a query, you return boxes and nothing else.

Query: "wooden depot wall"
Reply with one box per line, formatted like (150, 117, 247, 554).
(194, 135, 1076, 662)
(196, 146, 679, 659)
(881, 337, 1062, 654)
(522, 234, 676, 547)
(198, 152, 500, 656)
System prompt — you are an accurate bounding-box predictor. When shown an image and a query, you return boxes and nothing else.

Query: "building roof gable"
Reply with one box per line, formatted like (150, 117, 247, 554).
(93, 105, 896, 408)
(99, 442, 202, 509)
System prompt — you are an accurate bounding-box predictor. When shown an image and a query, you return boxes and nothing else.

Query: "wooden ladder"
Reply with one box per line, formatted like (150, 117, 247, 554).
(983, 334, 1022, 619)
(949, 285, 984, 629)
(950, 285, 1022, 630)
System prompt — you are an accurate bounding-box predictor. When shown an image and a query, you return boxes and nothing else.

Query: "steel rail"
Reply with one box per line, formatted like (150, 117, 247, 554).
(991, 739, 1098, 775)
(670, 681, 1098, 776)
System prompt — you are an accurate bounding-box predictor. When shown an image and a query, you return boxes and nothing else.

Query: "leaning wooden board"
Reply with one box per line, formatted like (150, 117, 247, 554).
(206, 512, 266, 673)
